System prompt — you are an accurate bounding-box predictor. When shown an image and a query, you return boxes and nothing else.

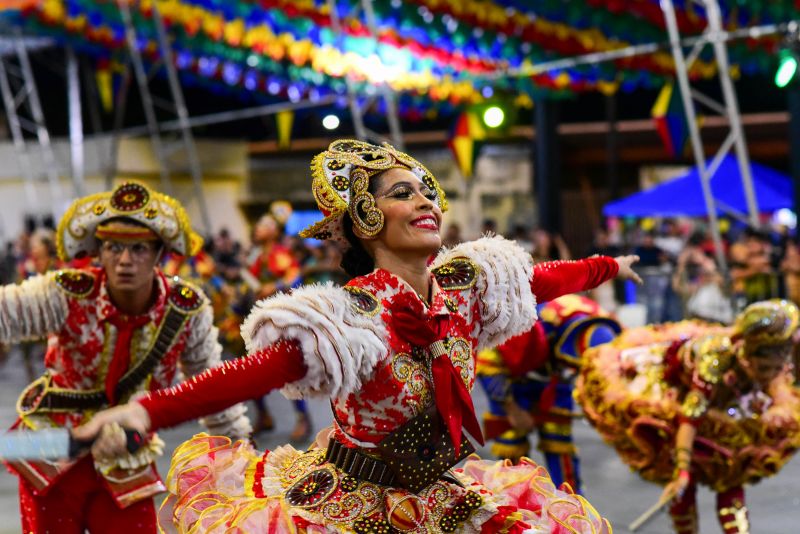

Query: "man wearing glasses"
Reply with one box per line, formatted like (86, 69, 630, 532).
(0, 181, 251, 533)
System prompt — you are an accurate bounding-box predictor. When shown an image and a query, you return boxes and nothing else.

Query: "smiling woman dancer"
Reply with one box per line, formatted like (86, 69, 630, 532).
(79, 139, 640, 533)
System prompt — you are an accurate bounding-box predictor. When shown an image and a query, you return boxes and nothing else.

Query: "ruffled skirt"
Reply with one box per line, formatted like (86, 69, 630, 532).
(157, 434, 611, 533)
(576, 321, 800, 493)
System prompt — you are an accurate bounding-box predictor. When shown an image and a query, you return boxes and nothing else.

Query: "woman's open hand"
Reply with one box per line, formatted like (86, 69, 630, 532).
(614, 255, 643, 285)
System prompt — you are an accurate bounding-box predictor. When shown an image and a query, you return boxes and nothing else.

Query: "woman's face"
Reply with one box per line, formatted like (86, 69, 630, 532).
(742, 345, 791, 387)
(369, 168, 443, 257)
(30, 237, 50, 260)
(254, 217, 279, 243)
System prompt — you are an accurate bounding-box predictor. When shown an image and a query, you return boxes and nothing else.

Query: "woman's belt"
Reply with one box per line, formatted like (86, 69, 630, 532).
(324, 438, 396, 486)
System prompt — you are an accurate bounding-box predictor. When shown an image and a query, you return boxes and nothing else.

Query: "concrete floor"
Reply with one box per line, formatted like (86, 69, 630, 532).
(0, 347, 797, 533)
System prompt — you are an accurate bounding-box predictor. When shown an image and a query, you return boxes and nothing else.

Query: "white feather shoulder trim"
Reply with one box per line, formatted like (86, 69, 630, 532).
(0, 272, 69, 343)
(432, 235, 536, 349)
(241, 283, 386, 399)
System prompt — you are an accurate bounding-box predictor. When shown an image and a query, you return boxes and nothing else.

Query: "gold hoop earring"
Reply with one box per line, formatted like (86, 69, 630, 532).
(349, 168, 384, 237)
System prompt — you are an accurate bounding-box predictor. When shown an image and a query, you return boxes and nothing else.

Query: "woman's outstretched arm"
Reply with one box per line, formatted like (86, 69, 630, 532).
(74, 339, 306, 449)
(143, 339, 306, 430)
(530, 255, 641, 303)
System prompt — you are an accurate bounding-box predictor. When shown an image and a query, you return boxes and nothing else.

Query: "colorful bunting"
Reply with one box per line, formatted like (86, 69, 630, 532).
(0, 0, 794, 121)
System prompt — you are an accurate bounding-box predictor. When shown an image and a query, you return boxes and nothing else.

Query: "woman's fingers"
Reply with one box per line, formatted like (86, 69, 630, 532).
(615, 255, 644, 285)
(91, 423, 127, 460)
(72, 403, 152, 455)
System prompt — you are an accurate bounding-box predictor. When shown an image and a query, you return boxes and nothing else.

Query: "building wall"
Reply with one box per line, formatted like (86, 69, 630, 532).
(0, 137, 251, 245)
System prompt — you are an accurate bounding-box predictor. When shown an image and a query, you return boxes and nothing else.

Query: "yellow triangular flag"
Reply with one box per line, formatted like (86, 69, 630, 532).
(95, 68, 113, 113)
(466, 111, 487, 140)
(452, 136, 474, 177)
(276, 110, 294, 149)
(651, 82, 673, 118)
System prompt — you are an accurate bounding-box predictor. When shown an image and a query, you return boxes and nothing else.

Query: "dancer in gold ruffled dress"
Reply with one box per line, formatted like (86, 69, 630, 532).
(577, 299, 800, 533)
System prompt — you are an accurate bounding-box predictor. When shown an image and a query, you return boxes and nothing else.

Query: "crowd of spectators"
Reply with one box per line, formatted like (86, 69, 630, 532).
(439, 216, 796, 327)
(586, 218, 795, 325)
(2, 213, 797, 333)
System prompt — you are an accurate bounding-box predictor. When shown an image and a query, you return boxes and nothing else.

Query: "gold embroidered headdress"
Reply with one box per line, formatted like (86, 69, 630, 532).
(734, 299, 800, 351)
(56, 181, 203, 261)
(300, 139, 447, 245)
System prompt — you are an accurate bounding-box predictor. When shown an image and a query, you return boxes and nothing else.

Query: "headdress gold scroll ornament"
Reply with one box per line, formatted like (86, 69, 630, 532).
(733, 299, 800, 351)
(300, 139, 447, 245)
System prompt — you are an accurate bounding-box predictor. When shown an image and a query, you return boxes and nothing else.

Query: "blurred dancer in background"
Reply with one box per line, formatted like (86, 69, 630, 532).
(478, 294, 620, 492)
(578, 299, 800, 533)
(248, 201, 312, 441)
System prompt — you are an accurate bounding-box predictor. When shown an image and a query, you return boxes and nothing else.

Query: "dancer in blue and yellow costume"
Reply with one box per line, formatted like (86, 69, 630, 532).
(477, 294, 620, 492)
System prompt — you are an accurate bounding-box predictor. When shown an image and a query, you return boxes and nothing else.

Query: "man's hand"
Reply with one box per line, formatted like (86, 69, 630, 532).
(614, 255, 643, 285)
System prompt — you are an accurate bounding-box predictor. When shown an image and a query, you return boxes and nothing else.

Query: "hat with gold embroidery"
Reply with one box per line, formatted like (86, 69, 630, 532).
(56, 181, 203, 261)
(300, 139, 447, 245)
(734, 299, 800, 350)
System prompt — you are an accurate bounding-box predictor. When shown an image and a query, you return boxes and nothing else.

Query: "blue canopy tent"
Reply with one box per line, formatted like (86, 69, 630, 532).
(285, 210, 322, 245)
(602, 155, 794, 218)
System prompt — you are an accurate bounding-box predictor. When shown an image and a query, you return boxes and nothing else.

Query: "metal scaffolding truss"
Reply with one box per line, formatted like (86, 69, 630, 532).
(0, 0, 773, 244)
(0, 30, 63, 217)
(117, 0, 212, 235)
(661, 0, 758, 275)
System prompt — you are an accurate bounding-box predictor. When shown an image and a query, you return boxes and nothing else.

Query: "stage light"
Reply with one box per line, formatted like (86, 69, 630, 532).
(775, 51, 798, 88)
(322, 114, 340, 130)
(482, 106, 505, 128)
(777, 24, 800, 89)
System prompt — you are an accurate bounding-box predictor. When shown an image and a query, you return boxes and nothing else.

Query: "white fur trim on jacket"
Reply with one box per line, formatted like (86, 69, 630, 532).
(0, 272, 69, 343)
(432, 235, 537, 350)
(241, 283, 387, 399)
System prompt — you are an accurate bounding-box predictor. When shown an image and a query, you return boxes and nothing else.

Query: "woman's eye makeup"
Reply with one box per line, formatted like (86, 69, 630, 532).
(384, 185, 437, 200)
(390, 187, 413, 198)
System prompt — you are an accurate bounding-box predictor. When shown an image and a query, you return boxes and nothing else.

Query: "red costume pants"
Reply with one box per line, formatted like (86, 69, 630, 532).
(18, 456, 156, 534)
(669, 482, 749, 534)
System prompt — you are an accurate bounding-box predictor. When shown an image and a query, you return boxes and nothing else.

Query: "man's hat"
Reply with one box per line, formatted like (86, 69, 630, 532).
(56, 181, 202, 261)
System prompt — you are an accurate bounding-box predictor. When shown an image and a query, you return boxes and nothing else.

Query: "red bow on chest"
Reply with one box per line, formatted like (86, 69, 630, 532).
(392, 295, 484, 455)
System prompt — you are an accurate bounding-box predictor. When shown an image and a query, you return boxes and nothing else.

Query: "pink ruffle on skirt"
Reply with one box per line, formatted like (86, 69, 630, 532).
(157, 434, 611, 533)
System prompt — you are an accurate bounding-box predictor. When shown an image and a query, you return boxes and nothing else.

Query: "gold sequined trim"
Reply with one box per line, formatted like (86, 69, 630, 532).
(681, 390, 709, 419)
(343, 286, 382, 316)
(691, 334, 734, 385)
(391, 352, 433, 416)
(53, 269, 96, 298)
(432, 258, 479, 291)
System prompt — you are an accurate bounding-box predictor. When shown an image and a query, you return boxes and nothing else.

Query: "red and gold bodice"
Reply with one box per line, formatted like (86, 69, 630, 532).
(332, 261, 483, 446)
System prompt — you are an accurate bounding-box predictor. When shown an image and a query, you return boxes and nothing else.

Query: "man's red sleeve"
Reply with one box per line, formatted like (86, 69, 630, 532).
(530, 256, 619, 303)
(139, 339, 306, 431)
